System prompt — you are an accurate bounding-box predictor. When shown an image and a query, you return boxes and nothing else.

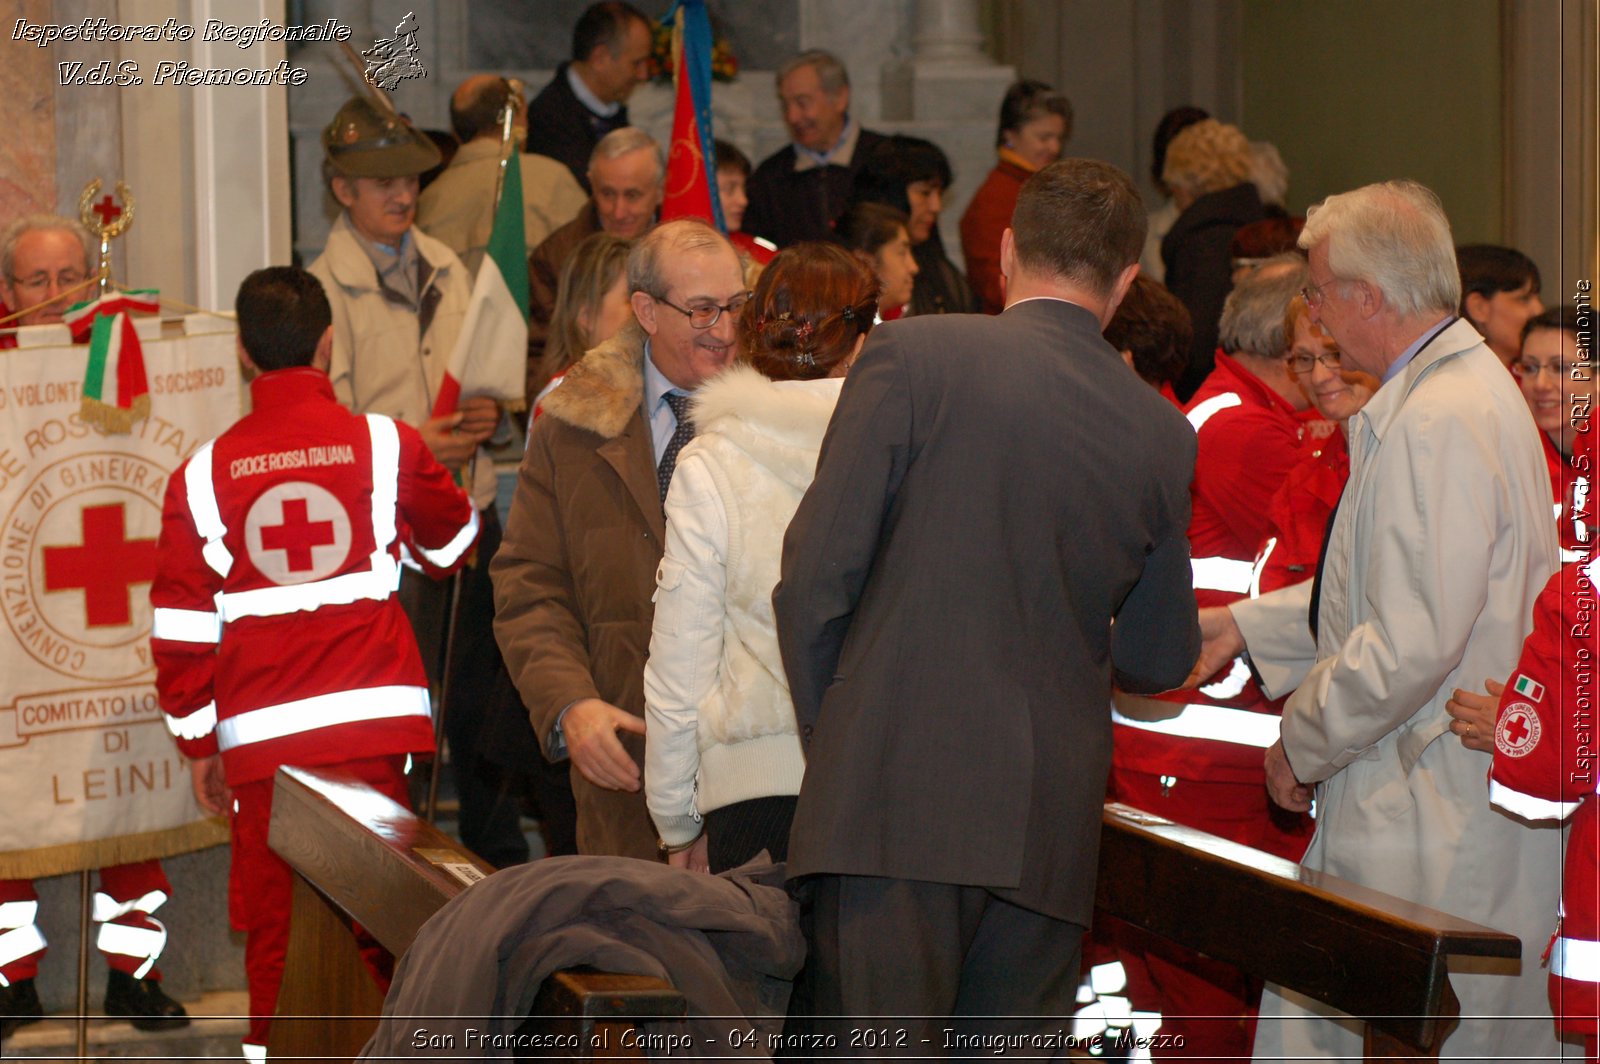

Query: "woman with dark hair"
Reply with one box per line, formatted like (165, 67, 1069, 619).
(835, 201, 918, 319)
(643, 243, 878, 873)
(848, 134, 976, 316)
(1458, 244, 1545, 366)
(1513, 305, 1594, 557)
(714, 139, 776, 266)
(960, 80, 1073, 313)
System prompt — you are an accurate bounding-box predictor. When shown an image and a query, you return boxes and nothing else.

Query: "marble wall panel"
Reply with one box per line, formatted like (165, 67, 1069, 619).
(1, 0, 62, 222)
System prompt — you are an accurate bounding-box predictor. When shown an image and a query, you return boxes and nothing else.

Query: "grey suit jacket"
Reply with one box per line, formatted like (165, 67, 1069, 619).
(773, 298, 1199, 922)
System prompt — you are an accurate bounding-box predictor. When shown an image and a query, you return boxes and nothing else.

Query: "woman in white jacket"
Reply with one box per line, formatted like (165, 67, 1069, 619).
(644, 243, 880, 873)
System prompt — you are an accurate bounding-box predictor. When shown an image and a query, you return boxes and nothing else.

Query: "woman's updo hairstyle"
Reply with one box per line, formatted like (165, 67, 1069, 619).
(739, 242, 879, 382)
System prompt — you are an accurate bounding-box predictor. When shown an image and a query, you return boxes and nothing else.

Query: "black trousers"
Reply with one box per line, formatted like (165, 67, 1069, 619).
(790, 874, 1084, 1060)
(400, 508, 574, 867)
(704, 795, 797, 873)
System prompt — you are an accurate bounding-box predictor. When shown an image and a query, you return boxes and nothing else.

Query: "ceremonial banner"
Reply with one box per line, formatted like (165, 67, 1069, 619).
(0, 315, 238, 877)
(659, 0, 722, 228)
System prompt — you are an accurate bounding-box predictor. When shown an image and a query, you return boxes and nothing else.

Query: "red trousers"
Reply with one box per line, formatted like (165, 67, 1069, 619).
(1107, 767, 1313, 1060)
(230, 755, 409, 1051)
(0, 860, 172, 983)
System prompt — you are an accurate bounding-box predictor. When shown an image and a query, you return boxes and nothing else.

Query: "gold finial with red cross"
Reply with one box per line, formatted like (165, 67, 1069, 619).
(77, 179, 136, 292)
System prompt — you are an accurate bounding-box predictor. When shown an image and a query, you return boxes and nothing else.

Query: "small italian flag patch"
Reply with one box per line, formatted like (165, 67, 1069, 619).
(1512, 674, 1545, 703)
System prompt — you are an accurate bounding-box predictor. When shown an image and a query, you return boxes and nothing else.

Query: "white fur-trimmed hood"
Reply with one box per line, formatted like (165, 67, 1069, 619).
(690, 365, 843, 492)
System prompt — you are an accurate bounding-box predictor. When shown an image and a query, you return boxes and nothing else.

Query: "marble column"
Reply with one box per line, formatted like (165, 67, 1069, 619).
(882, 0, 1014, 123)
(908, 0, 988, 64)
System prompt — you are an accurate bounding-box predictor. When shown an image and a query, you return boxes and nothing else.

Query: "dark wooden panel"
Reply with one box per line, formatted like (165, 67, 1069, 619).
(268, 875, 388, 1063)
(1097, 803, 1518, 1052)
(267, 764, 496, 957)
(269, 766, 685, 1061)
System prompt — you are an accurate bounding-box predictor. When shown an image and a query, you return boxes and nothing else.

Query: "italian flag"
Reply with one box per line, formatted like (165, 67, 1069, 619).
(64, 289, 160, 434)
(433, 147, 530, 417)
(1512, 674, 1545, 703)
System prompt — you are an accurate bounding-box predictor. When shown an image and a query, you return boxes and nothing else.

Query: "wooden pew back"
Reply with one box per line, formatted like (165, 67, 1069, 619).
(266, 765, 682, 1061)
(1097, 802, 1521, 1057)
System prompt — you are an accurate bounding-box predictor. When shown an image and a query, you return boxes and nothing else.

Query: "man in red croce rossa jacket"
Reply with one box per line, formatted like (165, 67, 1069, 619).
(151, 266, 479, 1060)
(1450, 411, 1597, 1061)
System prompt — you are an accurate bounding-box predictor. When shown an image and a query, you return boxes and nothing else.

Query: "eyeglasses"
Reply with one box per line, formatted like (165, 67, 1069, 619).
(10, 270, 87, 294)
(1512, 359, 1588, 380)
(1287, 349, 1343, 374)
(654, 292, 752, 330)
(1301, 279, 1340, 308)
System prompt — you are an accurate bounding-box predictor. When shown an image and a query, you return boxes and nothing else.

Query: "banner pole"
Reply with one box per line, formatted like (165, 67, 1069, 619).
(76, 870, 90, 1056)
(426, 445, 477, 824)
(425, 566, 465, 825)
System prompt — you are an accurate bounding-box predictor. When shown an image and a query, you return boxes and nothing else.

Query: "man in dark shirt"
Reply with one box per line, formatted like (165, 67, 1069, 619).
(742, 50, 885, 249)
(525, 2, 653, 193)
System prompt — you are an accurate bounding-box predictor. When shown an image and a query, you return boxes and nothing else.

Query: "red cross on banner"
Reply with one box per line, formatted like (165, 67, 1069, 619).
(1503, 712, 1530, 746)
(41, 503, 158, 627)
(259, 497, 338, 572)
(92, 195, 122, 227)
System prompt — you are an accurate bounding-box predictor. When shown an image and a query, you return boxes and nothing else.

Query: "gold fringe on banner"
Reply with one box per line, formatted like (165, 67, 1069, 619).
(0, 818, 228, 880)
(79, 392, 152, 436)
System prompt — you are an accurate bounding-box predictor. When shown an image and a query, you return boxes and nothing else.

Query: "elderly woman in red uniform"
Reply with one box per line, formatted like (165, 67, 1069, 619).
(1252, 294, 1379, 595)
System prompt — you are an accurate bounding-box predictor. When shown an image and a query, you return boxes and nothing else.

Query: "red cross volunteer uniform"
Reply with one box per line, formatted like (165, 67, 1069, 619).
(151, 364, 478, 1057)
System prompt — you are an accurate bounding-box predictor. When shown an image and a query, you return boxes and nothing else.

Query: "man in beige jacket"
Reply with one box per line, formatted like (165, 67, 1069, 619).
(1195, 180, 1563, 1061)
(309, 96, 535, 868)
(417, 75, 588, 278)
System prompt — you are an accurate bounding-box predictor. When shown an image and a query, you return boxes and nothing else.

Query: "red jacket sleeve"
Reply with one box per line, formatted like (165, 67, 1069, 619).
(394, 420, 480, 578)
(959, 169, 1014, 316)
(1194, 407, 1302, 555)
(150, 459, 222, 760)
(1489, 562, 1595, 819)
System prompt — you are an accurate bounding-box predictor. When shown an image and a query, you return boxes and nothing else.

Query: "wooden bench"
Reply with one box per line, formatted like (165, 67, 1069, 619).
(265, 765, 683, 1061)
(1097, 802, 1521, 1060)
(266, 767, 1521, 1063)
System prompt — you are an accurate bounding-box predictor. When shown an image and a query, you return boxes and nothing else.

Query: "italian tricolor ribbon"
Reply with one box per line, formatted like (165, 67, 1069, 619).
(64, 289, 159, 434)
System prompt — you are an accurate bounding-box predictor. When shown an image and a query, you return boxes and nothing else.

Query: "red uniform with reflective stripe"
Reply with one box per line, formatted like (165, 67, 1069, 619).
(1255, 429, 1349, 596)
(1109, 354, 1312, 1060)
(150, 367, 476, 1053)
(152, 367, 476, 785)
(1488, 559, 1599, 1035)
(1544, 432, 1593, 563)
(1115, 353, 1305, 785)
(0, 862, 171, 983)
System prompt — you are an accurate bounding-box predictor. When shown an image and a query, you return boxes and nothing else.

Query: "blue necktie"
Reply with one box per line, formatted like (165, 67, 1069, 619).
(657, 392, 694, 501)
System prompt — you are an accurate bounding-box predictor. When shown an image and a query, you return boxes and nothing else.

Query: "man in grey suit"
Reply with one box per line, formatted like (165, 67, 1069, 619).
(773, 159, 1200, 1043)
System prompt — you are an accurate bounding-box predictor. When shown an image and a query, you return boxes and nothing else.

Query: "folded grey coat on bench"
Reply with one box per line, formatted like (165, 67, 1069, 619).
(360, 855, 803, 1059)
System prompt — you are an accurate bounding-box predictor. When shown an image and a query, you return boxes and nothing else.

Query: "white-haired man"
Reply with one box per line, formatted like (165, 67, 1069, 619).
(0, 214, 95, 345)
(0, 213, 192, 1035)
(1194, 180, 1563, 1060)
(526, 126, 663, 392)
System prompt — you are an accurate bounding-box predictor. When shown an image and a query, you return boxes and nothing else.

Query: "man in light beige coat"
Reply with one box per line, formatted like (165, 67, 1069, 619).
(1195, 180, 1563, 1061)
(310, 96, 536, 869)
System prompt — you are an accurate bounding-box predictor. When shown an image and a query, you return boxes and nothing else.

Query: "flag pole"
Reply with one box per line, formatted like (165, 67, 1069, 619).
(425, 81, 523, 824)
